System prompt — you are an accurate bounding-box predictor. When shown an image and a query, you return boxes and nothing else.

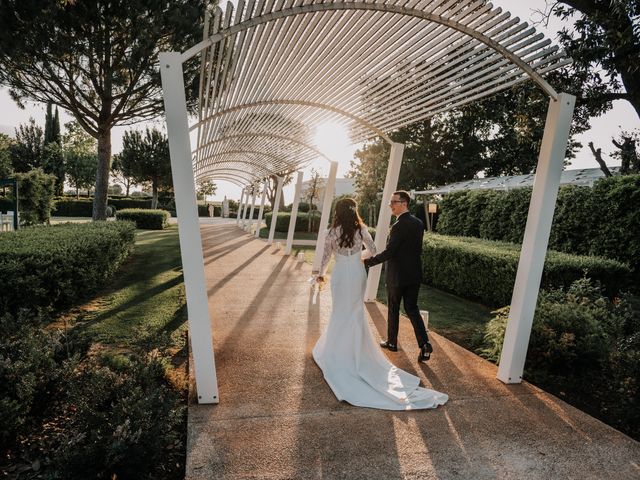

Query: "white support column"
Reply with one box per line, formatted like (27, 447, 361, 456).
(497, 93, 576, 384)
(365, 142, 405, 302)
(159, 52, 218, 404)
(236, 188, 245, 226)
(247, 185, 258, 233)
(268, 176, 284, 245)
(312, 161, 339, 272)
(285, 171, 304, 255)
(241, 188, 250, 228)
(255, 179, 268, 238)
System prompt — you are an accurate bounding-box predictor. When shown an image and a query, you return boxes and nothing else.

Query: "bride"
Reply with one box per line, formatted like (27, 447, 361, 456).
(312, 198, 448, 410)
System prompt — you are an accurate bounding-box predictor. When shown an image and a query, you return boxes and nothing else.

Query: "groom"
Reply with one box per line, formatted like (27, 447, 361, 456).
(364, 190, 433, 362)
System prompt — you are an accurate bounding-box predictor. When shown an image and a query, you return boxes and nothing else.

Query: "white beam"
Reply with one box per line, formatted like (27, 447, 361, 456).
(497, 92, 576, 384)
(255, 179, 268, 238)
(236, 187, 245, 226)
(159, 52, 219, 404)
(312, 161, 338, 272)
(247, 184, 258, 233)
(268, 175, 283, 244)
(285, 171, 304, 255)
(365, 142, 405, 302)
(241, 189, 250, 227)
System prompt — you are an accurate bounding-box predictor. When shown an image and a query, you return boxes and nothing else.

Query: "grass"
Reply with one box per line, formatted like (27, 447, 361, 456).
(257, 226, 318, 240)
(67, 225, 188, 387)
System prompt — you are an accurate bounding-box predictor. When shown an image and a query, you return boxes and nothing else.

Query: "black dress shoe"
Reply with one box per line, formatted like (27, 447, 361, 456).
(418, 342, 433, 362)
(380, 341, 398, 352)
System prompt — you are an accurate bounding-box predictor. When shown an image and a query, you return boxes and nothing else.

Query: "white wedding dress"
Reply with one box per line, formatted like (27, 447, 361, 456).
(313, 225, 448, 410)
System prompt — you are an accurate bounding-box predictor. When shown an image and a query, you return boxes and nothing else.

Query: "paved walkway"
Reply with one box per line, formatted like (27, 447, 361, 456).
(187, 223, 639, 479)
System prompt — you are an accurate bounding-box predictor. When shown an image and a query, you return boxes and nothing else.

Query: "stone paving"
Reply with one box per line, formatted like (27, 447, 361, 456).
(187, 222, 640, 479)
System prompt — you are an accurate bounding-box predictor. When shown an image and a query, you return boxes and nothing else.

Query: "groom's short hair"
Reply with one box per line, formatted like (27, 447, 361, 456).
(393, 190, 411, 205)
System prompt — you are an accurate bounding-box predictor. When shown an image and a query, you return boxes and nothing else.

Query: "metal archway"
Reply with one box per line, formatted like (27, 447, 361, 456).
(160, 0, 575, 403)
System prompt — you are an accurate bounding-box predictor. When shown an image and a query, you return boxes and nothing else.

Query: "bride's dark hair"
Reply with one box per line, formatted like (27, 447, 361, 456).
(332, 197, 365, 248)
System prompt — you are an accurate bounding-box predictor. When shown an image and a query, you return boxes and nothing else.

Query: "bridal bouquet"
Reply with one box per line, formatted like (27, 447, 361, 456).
(309, 273, 327, 304)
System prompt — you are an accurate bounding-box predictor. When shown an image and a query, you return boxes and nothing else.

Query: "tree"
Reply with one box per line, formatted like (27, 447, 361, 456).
(0, 133, 13, 180)
(266, 169, 296, 209)
(43, 102, 64, 195)
(63, 121, 98, 198)
(121, 128, 173, 209)
(197, 179, 217, 201)
(0, 0, 205, 220)
(10, 118, 44, 172)
(611, 130, 640, 174)
(111, 153, 137, 197)
(304, 168, 322, 232)
(550, 0, 640, 120)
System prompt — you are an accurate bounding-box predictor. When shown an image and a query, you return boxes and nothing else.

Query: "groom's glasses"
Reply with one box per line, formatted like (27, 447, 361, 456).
(388, 200, 404, 205)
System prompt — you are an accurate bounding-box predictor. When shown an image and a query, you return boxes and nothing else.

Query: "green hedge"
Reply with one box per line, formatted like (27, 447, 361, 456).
(115, 209, 169, 230)
(52, 198, 157, 217)
(264, 212, 320, 232)
(0, 221, 136, 313)
(108, 198, 153, 210)
(197, 204, 222, 217)
(53, 198, 94, 216)
(422, 234, 631, 307)
(436, 175, 640, 278)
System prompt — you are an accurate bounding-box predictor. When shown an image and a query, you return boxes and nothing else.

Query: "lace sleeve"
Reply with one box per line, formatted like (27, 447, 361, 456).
(361, 226, 377, 255)
(319, 228, 335, 275)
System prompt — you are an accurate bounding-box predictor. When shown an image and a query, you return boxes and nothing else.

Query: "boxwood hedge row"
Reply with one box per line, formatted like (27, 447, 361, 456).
(0, 221, 136, 313)
(422, 234, 631, 307)
(115, 209, 169, 230)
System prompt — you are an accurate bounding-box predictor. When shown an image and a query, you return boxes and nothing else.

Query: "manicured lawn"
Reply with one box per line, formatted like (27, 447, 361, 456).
(69, 225, 188, 386)
(257, 226, 318, 240)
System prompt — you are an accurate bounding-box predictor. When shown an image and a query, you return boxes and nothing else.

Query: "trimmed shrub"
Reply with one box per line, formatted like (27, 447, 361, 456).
(52, 355, 184, 480)
(264, 212, 316, 232)
(0, 221, 136, 313)
(53, 197, 94, 217)
(436, 175, 640, 282)
(589, 175, 640, 278)
(116, 208, 169, 230)
(477, 278, 639, 440)
(108, 198, 153, 210)
(422, 234, 631, 307)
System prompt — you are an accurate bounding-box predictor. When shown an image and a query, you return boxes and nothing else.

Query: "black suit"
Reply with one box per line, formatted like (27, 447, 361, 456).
(364, 212, 428, 347)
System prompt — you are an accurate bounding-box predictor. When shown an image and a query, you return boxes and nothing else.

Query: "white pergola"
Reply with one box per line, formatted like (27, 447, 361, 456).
(159, 0, 575, 404)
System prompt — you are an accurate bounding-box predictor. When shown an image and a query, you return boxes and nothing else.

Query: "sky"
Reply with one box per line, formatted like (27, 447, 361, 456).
(1, 0, 638, 203)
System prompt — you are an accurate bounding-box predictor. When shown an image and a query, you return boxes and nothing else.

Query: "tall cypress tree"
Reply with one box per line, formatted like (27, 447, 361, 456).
(43, 101, 65, 195)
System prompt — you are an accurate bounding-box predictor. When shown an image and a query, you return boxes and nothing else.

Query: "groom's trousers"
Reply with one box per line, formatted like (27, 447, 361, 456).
(386, 282, 429, 347)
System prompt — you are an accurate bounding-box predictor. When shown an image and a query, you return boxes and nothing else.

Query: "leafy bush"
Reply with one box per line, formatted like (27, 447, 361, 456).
(52, 197, 94, 216)
(14, 169, 57, 225)
(422, 234, 631, 307)
(436, 175, 640, 282)
(116, 208, 169, 230)
(0, 221, 136, 313)
(0, 311, 70, 448)
(477, 278, 639, 440)
(53, 355, 184, 480)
